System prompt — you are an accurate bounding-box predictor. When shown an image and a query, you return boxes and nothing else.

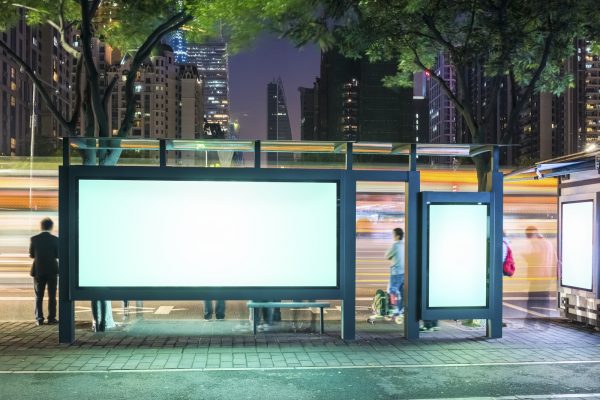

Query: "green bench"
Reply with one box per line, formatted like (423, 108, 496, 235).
(247, 301, 331, 335)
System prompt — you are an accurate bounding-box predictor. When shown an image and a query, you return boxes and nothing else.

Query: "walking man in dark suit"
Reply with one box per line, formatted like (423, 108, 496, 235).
(29, 218, 59, 325)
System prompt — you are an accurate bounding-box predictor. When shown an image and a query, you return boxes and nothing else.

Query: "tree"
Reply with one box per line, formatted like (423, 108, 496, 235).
(277, 0, 600, 189)
(0, 0, 295, 164)
(0, 0, 298, 330)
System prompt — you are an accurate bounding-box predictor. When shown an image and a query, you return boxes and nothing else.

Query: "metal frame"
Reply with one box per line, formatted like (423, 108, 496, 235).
(419, 192, 498, 322)
(58, 138, 503, 343)
(67, 166, 344, 300)
(558, 197, 597, 295)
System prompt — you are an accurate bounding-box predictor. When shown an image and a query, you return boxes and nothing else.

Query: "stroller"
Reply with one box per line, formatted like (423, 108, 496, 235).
(367, 289, 401, 324)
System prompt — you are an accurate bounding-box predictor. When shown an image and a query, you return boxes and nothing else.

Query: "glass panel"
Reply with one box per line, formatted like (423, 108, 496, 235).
(78, 180, 338, 287)
(428, 204, 488, 308)
(561, 201, 593, 290)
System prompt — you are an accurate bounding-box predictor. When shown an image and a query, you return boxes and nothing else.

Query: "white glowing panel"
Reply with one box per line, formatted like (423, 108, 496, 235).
(561, 201, 593, 290)
(428, 204, 488, 308)
(78, 180, 337, 287)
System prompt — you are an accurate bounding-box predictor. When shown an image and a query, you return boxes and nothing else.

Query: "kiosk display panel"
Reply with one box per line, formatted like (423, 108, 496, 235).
(77, 178, 338, 288)
(427, 203, 489, 308)
(561, 200, 593, 291)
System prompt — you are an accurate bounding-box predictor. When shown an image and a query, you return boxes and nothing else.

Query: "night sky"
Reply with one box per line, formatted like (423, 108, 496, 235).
(229, 34, 320, 140)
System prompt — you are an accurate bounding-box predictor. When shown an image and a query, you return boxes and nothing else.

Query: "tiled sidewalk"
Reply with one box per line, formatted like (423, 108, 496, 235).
(0, 319, 599, 372)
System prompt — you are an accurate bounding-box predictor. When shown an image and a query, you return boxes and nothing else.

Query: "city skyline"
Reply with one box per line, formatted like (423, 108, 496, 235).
(229, 34, 319, 141)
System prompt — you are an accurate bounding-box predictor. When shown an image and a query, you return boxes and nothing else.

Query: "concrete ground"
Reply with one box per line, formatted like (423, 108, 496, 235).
(1, 317, 599, 400)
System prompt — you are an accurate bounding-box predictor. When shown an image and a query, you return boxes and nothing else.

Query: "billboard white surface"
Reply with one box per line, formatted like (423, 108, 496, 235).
(561, 201, 593, 290)
(428, 204, 488, 308)
(78, 180, 338, 287)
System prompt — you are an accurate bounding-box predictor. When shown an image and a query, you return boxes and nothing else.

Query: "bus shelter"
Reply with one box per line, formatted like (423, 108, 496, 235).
(58, 138, 505, 343)
(507, 149, 600, 328)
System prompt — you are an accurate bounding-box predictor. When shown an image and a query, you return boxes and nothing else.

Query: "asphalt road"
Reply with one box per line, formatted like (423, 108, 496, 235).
(1, 362, 599, 400)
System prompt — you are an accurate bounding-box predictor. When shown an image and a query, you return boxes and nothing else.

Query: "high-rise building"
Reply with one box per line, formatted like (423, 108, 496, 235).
(428, 53, 457, 147)
(187, 40, 229, 135)
(428, 44, 600, 166)
(0, 15, 73, 156)
(105, 44, 203, 139)
(413, 72, 429, 144)
(523, 40, 600, 159)
(299, 83, 318, 140)
(573, 40, 600, 149)
(267, 77, 292, 164)
(317, 50, 416, 142)
(164, 30, 187, 64)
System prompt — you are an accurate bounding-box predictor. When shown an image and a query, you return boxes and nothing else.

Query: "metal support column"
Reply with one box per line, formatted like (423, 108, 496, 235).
(254, 141, 261, 169)
(342, 143, 356, 340)
(58, 163, 74, 344)
(159, 139, 166, 167)
(486, 146, 503, 338)
(405, 144, 420, 340)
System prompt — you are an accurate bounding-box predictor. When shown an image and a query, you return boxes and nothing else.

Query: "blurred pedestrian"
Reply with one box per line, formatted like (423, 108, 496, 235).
(420, 320, 439, 332)
(204, 300, 225, 321)
(385, 227, 405, 324)
(29, 218, 59, 326)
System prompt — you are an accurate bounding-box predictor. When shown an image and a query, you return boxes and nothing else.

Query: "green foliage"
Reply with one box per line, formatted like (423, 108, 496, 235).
(280, 0, 600, 144)
(0, 0, 300, 143)
(0, 0, 300, 61)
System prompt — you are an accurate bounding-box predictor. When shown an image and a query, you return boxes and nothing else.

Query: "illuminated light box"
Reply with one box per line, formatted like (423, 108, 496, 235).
(561, 201, 593, 290)
(78, 180, 338, 287)
(427, 204, 489, 308)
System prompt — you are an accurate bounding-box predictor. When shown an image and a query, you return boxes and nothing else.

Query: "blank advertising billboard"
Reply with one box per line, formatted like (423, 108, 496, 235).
(78, 179, 338, 287)
(428, 204, 488, 308)
(561, 201, 593, 290)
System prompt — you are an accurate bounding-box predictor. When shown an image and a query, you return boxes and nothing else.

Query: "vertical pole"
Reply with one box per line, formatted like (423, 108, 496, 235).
(342, 142, 356, 340)
(29, 83, 36, 210)
(487, 146, 503, 338)
(405, 144, 420, 340)
(62, 137, 70, 167)
(58, 166, 75, 344)
(254, 140, 261, 169)
(159, 139, 166, 167)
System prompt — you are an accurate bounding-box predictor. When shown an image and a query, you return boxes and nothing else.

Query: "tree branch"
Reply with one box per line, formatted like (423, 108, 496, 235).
(410, 45, 465, 116)
(90, 0, 102, 18)
(117, 12, 192, 137)
(11, 2, 80, 57)
(482, 75, 503, 122)
(56, 0, 80, 58)
(83, 80, 95, 137)
(422, 13, 457, 53)
(462, 0, 478, 50)
(502, 29, 555, 144)
(80, 0, 109, 137)
(515, 31, 554, 113)
(69, 56, 83, 127)
(0, 38, 73, 134)
(103, 75, 118, 113)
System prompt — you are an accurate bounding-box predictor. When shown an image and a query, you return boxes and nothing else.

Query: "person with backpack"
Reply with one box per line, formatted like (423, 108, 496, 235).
(385, 227, 405, 324)
(503, 232, 516, 277)
(367, 289, 390, 323)
(463, 231, 516, 328)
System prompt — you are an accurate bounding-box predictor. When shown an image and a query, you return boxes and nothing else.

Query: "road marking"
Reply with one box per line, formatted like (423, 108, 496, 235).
(503, 302, 548, 317)
(418, 395, 600, 400)
(531, 306, 560, 312)
(0, 296, 35, 300)
(504, 296, 557, 300)
(1, 359, 600, 375)
(154, 306, 174, 315)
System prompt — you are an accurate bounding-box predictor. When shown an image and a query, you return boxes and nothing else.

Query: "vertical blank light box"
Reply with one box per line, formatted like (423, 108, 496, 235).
(561, 201, 593, 291)
(427, 204, 489, 308)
